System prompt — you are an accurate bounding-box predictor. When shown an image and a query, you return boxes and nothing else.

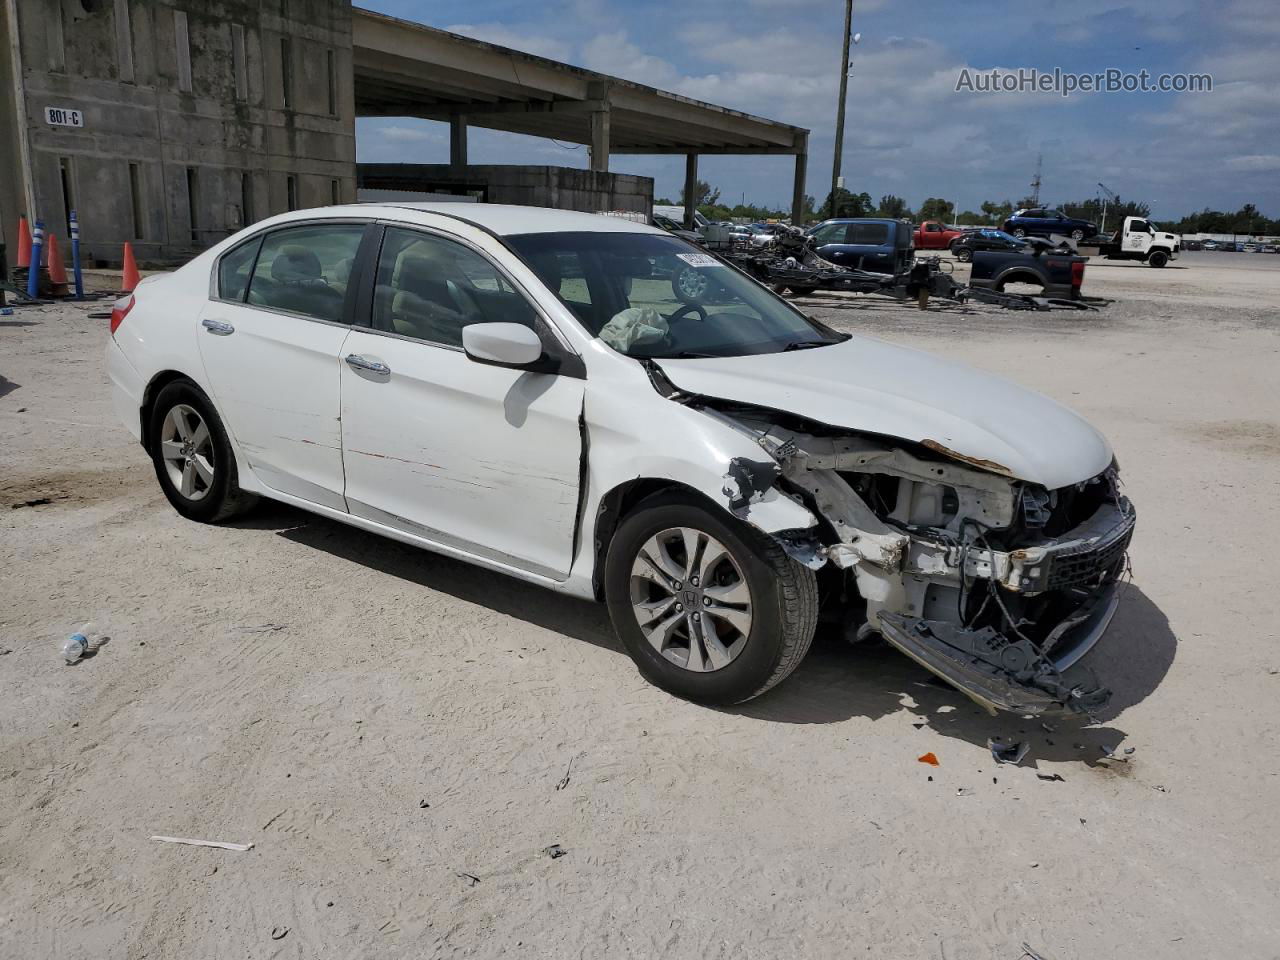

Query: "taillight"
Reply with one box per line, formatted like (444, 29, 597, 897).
(1071, 260, 1085, 288)
(109, 294, 135, 335)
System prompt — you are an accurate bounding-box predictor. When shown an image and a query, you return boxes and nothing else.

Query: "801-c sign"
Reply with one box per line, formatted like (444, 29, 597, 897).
(45, 106, 84, 128)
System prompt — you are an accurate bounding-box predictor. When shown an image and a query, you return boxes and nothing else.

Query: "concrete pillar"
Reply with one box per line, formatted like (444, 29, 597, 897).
(587, 82, 612, 172)
(791, 133, 808, 226)
(589, 105, 610, 172)
(450, 115, 468, 171)
(683, 153, 698, 230)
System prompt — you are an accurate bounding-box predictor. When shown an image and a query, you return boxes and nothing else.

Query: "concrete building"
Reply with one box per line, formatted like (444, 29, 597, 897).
(3, 2, 808, 266)
(2, 0, 356, 264)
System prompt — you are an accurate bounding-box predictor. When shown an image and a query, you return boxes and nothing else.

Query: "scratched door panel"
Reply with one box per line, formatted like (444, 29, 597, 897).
(339, 330, 585, 579)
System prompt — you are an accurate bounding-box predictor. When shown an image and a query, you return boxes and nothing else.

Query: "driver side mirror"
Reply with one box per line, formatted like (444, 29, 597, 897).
(462, 322, 544, 369)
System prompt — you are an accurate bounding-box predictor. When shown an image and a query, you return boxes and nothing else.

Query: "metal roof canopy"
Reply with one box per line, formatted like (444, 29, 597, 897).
(352, 8, 810, 225)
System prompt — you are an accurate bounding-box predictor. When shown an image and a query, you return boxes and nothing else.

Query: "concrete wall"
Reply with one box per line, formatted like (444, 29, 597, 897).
(358, 164, 654, 217)
(2, 0, 356, 266)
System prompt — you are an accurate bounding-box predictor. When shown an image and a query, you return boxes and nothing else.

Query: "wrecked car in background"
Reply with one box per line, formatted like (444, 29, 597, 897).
(107, 203, 1134, 716)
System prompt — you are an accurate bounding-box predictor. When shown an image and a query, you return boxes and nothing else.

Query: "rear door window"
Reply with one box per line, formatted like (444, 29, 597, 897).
(246, 224, 366, 323)
(848, 223, 889, 245)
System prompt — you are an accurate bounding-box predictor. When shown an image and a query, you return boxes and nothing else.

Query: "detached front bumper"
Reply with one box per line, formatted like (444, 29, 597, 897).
(955, 498, 1135, 596)
(878, 582, 1121, 716)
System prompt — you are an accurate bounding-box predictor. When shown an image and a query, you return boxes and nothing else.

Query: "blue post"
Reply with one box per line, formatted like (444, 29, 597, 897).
(27, 219, 44, 300)
(70, 209, 84, 300)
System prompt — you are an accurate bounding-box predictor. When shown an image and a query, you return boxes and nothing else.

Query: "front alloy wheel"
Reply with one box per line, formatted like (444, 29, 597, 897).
(604, 492, 818, 705)
(630, 527, 752, 672)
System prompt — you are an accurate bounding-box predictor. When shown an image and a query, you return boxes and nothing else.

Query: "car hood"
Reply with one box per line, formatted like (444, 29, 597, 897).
(656, 336, 1113, 490)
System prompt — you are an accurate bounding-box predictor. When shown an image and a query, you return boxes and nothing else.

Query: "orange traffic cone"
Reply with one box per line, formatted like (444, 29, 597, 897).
(121, 241, 140, 292)
(47, 233, 69, 287)
(16, 215, 31, 268)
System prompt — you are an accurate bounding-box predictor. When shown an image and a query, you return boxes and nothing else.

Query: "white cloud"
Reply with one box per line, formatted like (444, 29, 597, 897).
(378, 125, 437, 143)
(1226, 155, 1280, 172)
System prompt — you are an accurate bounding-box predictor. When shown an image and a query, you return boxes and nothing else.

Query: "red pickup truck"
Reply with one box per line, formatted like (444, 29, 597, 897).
(913, 220, 964, 250)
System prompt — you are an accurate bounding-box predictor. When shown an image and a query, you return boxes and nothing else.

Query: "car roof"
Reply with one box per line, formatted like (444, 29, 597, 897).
(298, 202, 666, 237)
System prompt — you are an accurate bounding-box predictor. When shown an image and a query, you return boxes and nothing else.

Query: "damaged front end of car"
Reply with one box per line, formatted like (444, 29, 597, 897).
(702, 404, 1135, 717)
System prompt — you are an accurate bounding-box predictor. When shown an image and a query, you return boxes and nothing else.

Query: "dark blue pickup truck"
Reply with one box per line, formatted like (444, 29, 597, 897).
(806, 218, 914, 274)
(968, 247, 1087, 299)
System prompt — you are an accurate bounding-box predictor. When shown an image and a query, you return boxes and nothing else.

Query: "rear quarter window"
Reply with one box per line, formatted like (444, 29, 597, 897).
(217, 237, 261, 301)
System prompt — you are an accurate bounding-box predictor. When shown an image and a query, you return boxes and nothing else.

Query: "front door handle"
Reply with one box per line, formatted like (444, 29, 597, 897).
(201, 318, 235, 336)
(345, 354, 391, 376)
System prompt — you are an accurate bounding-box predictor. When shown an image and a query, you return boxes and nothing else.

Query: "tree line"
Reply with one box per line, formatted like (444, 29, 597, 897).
(660, 180, 1278, 236)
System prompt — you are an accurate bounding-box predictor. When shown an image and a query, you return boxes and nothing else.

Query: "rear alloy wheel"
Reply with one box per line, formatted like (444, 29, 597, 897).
(1070, 229, 1085, 241)
(1012, 228, 1027, 238)
(954, 246, 973, 262)
(159, 404, 215, 502)
(149, 380, 256, 523)
(604, 492, 818, 705)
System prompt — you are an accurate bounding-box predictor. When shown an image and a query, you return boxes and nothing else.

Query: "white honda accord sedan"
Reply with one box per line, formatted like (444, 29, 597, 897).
(107, 203, 1135, 713)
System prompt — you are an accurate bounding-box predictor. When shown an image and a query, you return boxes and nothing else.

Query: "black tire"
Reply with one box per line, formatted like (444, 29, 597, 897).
(148, 379, 256, 523)
(604, 491, 818, 705)
(1012, 228, 1027, 238)
(1070, 229, 1085, 241)
(1148, 249, 1168, 268)
(954, 246, 972, 262)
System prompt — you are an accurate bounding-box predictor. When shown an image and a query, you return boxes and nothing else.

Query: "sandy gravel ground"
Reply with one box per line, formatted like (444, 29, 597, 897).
(2, 251, 1279, 959)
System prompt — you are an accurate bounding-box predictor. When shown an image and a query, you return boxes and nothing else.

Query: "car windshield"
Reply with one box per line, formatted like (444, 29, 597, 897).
(507, 231, 846, 360)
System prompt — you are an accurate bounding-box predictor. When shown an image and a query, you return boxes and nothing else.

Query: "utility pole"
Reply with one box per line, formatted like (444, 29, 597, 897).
(1029, 153, 1043, 206)
(1097, 181, 1120, 235)
(829, 0, 854, 219)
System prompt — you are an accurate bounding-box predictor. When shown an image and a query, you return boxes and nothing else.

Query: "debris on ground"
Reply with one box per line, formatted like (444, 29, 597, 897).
(956, 787, 973, 797)
(150, 835, 254, 852)
(988, 739, 1030, 765)
(0, 648, 12, 656)
(418, 799, 430, 809)
(1036, 773, 1065, 783)
(1100, 744, 1136, 762)
(543, 844, 568, 859)
(270, 926, 289, 940)
(555, 758, 573, 791)
(917, 752, 940, 766)
(1021, 943, 1052, 960)
(456, 872, 481, 887)
(11, 497, 53, 509)
(236, 623, 287, 634)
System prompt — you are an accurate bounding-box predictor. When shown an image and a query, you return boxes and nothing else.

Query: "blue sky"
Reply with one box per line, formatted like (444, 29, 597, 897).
(356, 0, 1280, 218)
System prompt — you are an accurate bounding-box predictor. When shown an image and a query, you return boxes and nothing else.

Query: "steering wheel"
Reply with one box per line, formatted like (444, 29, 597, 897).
(668, 302, 707, 323)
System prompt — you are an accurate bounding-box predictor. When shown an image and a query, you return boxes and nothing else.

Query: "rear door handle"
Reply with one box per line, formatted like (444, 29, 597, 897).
(201, 318, 234, 336)
(345, 354, 391, 376)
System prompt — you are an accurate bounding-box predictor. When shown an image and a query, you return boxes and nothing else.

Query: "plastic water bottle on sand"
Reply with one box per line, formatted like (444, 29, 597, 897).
(61, 622, 96, 664)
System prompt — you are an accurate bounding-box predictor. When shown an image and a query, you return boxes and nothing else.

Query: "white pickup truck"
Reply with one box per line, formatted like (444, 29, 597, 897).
(1094, 216, 1181, 267)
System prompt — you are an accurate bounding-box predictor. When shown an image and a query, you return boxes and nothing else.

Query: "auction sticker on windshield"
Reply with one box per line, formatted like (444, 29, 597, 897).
(676, 253, 721, 267)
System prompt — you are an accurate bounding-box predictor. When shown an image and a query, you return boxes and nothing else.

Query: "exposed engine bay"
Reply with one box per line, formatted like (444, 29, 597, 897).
(702, 402, 1135, 717)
